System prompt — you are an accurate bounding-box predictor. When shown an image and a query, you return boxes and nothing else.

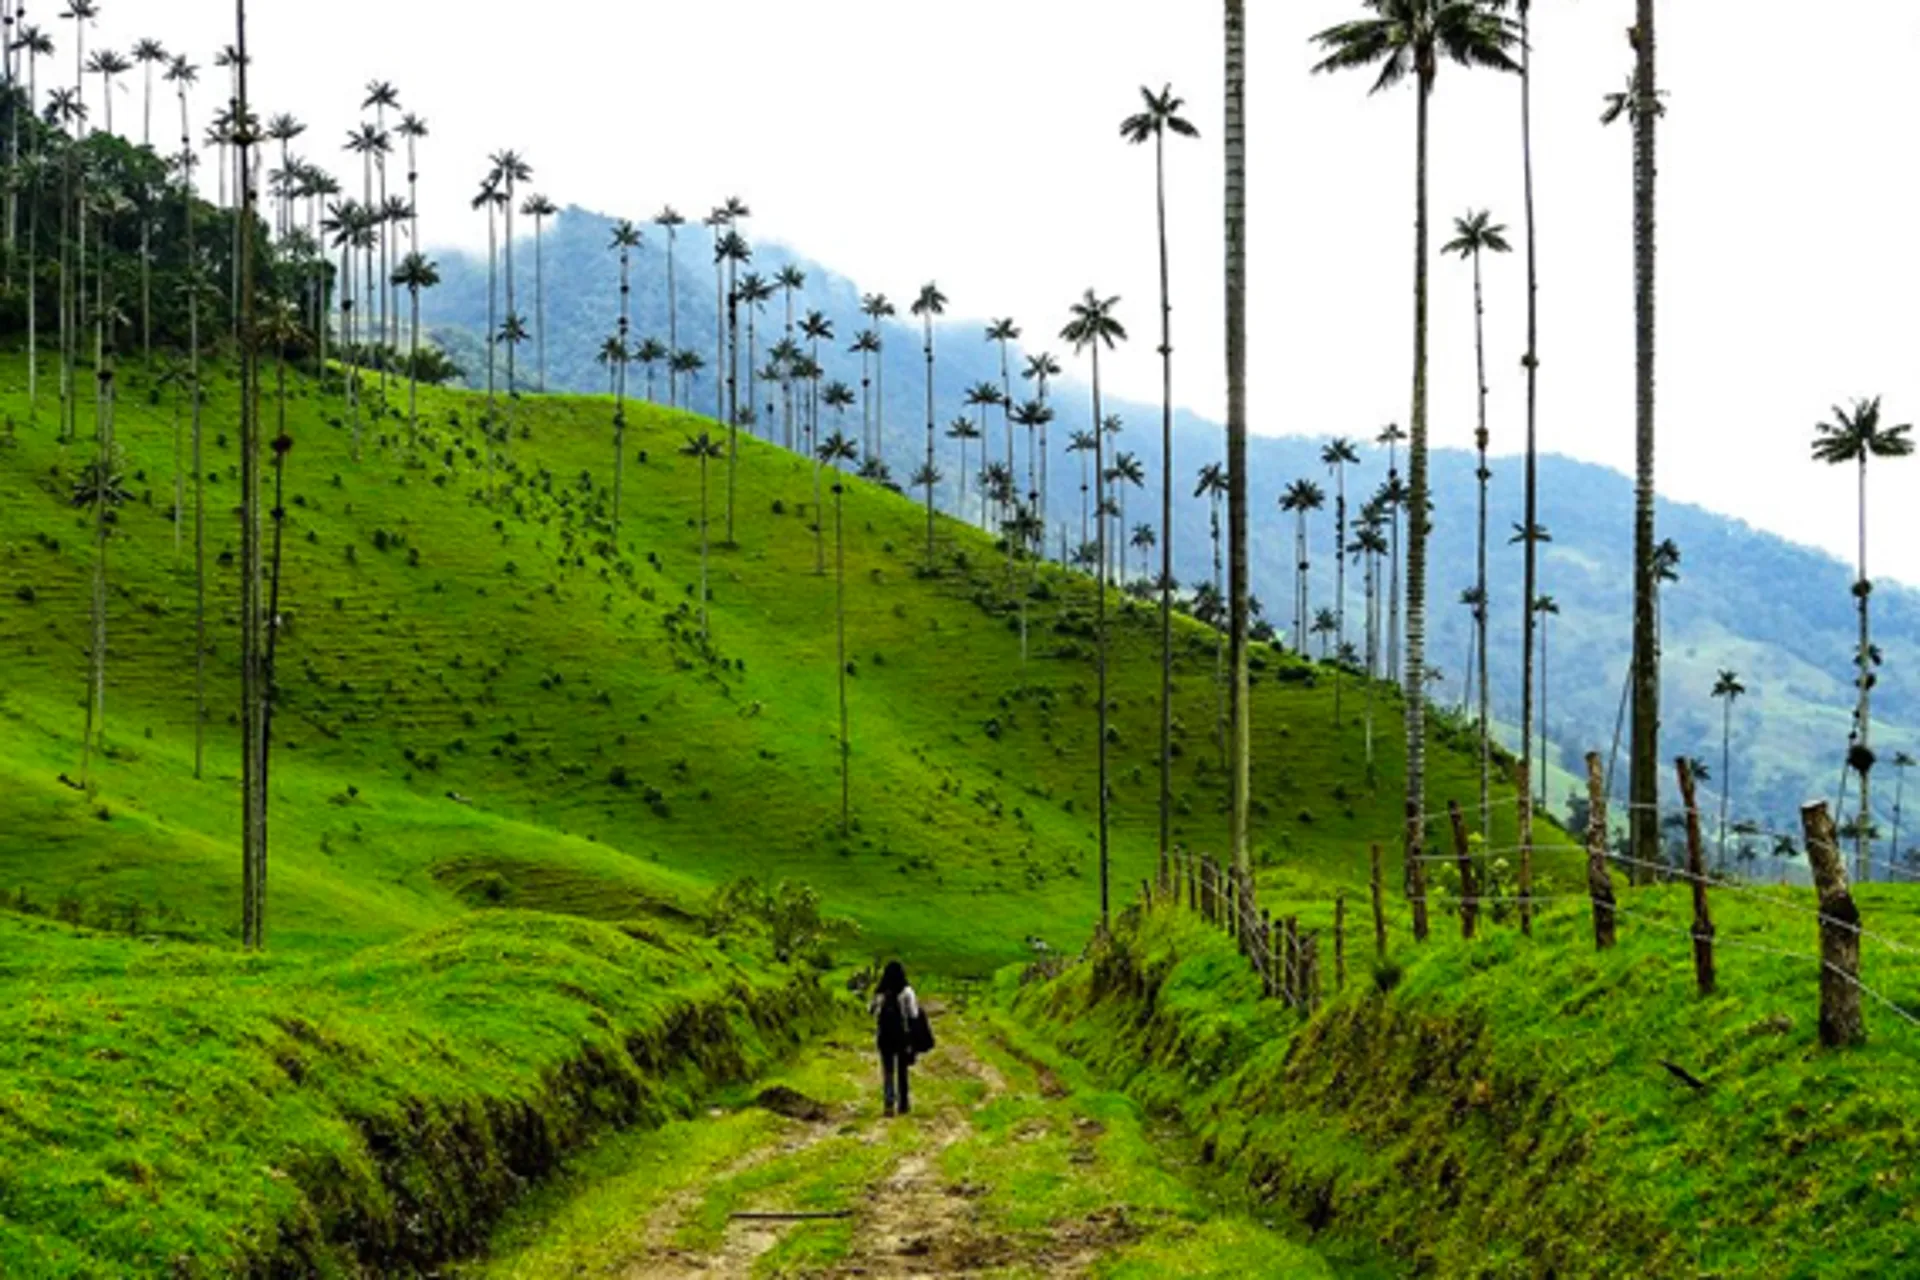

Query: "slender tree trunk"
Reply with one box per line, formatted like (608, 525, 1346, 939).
(665, 225, 678, 407)
(1471, 247, 1491, 837)
(236, 0, 266, 949)
(614, 243, 630, 533)
(1719, 696, 1732, 871)
(725, 257, 738, 545)
(408, 283, 420, 442)
(1224, 0, 1251, 880)
(1404, 76, 1434, 943)
(1094, 340, 1111, 929)
(534, 215, 547, 392)
(834, 467, 850, 835)
(1152, 123, 1177, 888)
(1856, 455, 1872, 881)
(1628, 0, 1662, 880)
(923, 315, 935, 568)
(698, 456, 711, 637)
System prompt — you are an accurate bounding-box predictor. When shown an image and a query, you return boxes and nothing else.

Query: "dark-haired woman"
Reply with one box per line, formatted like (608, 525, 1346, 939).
(869, 959, 920, 1115)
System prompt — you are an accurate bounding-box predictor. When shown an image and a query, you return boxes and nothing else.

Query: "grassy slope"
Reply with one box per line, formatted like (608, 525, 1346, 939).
(0, 351, 1551, 973)
(0, 910, 827, 1277)
(1012, 891, 1920, 1279)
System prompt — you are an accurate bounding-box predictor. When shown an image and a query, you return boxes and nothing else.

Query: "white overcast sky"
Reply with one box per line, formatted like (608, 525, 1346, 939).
(79, 1, 1920, 584)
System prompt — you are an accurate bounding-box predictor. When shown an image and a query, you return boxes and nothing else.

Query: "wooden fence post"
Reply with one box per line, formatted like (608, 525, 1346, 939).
(1284, 915, 1301, 1008)
(1334, 893, 1347, 992)
(1800, 801, 1866, 1047)
(1584, 751, 1617, 949)
(1268, 913, 1281, 1000)
(1227, 872, 1239, 943)
(1303, 932, 1320, 1015)
(1202, 857, 1215, 923)
(1186, 852, 1198, 913)
(1447, 799, 1477, 940)
(1260, 908, 1274, 997)
(1516, 760, 1535, 938)
(1675, 757, 1717, 996)
(1406, 797, 1431, 943)
(1369, 842, 1387, 960)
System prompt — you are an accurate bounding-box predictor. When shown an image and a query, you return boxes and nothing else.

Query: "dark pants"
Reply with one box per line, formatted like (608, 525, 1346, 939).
(880, 1046, 911, 1112)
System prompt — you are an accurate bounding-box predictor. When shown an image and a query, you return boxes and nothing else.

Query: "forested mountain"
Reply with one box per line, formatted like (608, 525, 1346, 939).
(422, 206, 1920, 849)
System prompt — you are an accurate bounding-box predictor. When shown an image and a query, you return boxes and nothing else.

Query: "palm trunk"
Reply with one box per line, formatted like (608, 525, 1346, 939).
(502, 180, 518, 474)
(1538, 610, 1549, 811)
(1719, 697, 1732, 871)
(187, 127, 207, 783)
(712, 231, 723, 422)
(407, 283, 420, 442)
(1856, 454, 1872, 880)
(341, 243, 358, 456)
(664, 226, 678, 408)
(1213, 497, 1227, 768)
(1628, 0, 1661, 881)
(614, 244, 630, 533)
(236, 0, 266, 950)
(698, 456, 711, 637)
(1224, 0, 1251, 880)
(484, 201, 497, 407)
(724, 256, 738, 545)
(534, 214, 547, 392)
(1093, 339, 1110, 929)
(1471, 245, 1491, 837)
(261, 339, 290, 867)
(1403, 74, 1433, 943)
(1155, 119, 1175, 883)
(922, 315, 935, 568)
(834, 466, 850, 835)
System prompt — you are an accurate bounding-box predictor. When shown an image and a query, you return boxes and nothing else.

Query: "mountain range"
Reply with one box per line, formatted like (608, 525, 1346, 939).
(418, 205, 1920, 855)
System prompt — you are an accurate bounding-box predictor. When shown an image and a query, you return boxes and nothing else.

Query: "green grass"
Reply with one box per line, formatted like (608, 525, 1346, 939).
(0, 909, 827, 1276)
(1012, 889, 1920, 1279)
(0, 350, 1545, 973)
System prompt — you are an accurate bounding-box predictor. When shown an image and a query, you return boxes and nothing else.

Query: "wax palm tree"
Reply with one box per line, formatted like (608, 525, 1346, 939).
(130, 38, 168, 145)
(1514, 0, 1547, 894)
(1007, 501, 1045, 664)
(963, 381, 1003, 525)
(1457, 586, 1484, 713)
(716, 229, 752, 543)
(1023, 350, 1063, 545)
(704, 206, 731, 420)
(1067, 429, 1097, 550)
(521, 192, 558, 391)
(1375, 421, 1407, 676)
(608, 218, 641, 532)
(265, 113, 305, 234)
(488, 149, 531, 438)
(670, 348, 703, 401)
(635, 337, 668, 404)
(1320, 437, 1361, 646)
(946, 415, 981, 521)
(596, 336, 627, 394)
(321, 199, 366, 454)
(69, 438, 128, 787)
(1892, 751, 1917, 864)
(817, 427, 861, 832)
(1313, 0, 1519, 938)
(1223, 0, 1252, 878)
(1813, 397, 1914, 879)
(1280, 479, 1326, 655)
(1351, 516, 1390, 779)
(737, 271, 774, 440)
(465, 172, 500, 402)
(397, 112, 426, 254)
(1108, 451, 1145, 585)
(654, 206, 684, 405)
(1122, 81, 1199, 887)
(861, 291, 893, 456)
(1710, 669, 1746, 870)
(681, 432, 724, 637)
(1132, 523, 1159, 586)
(391, 250, 438, 442)
(85, 48, 128, 136)
(1533, 593, 1559, 807)
(911, 282, 947, 566)
(1442, 208, 1509, 831)
(1196, 461, 1230, 765)
(1062, 288, 1127, 928)
(986, 318, 1021, 473)
(810, 382, 859, 579)
(850, 328, 881, 455)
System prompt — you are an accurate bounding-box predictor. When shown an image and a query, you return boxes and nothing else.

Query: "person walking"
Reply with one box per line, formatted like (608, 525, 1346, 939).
(870, 960, 921, 1116)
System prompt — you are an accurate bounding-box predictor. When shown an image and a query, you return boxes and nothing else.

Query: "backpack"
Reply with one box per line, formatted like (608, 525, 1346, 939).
(876, 991, 908, 1047)
(909, 1007, 935, 1056)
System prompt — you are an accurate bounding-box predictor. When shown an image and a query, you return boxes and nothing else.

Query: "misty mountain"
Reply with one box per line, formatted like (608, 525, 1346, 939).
(420, 205, 1920, 850)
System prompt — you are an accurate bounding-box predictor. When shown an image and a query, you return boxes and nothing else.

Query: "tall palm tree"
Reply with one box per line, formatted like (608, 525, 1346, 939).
(609, 219, 642, 533)
(946, 415, 981, 522)
(397, 112, 426, 259)
(1812, 397, 1914, 880)
(1224, 0, 1251, 882)
(1023, 350, 1062, 547)
(737, 271, 774, 441)
(1375, 421, 1407, 676)
(717, 228, 751, 544)
(362, 81, 401, 343)
(911, 282, 947, 567)
(521, 192, 558, 391)
(84, 47, 127, 137)
(131, 38, 168, 146)
(1515, 0, 1544, 905)
(489, 150, 531, 450)
(469, 173, 501, 409)
(1892, 751, 1916, 865)
(391, 250, 438, 443)
(1062, 288, 1127, 929)
(596, 336, 627, 394)
(851, 329, 880, 455)
(635, 337, 668, 404)
(963, 382, 1003, 525)
(1122, 81, 1198, 887)
(861, 291, 893, 456)
(1351, 514, 1391, 779)
(1710, 669, 1746, 870)
(669, 348, 703, 402)
(681, 432, 724, 638)
(322, 199, 367, 454)
(818, 426, 861, 833)
(985, 319, 1021, 474)
(1312, 0, 1519, 940)
(1108, 451, 1146, 585)
(1008, 501, 1045, 664)
(233, 1, 266, 949)
(1280, 479, 1326, 655)
(819, 383, 856, 578)
(1068, 429, 1097, 550)
(1320, 437, 1361, 647)
(654, 206, 684, 406)
(1442, 208, 1509, 833)
(265, 113, 305, 237)
(1197, 461, 1230, 765)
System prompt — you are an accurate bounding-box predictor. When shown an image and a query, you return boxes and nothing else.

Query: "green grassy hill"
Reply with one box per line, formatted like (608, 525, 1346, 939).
(0, 351, 1551, 973)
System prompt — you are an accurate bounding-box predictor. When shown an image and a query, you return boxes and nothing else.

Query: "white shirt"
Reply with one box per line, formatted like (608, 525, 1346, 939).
(870, 985, 919, 1022)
